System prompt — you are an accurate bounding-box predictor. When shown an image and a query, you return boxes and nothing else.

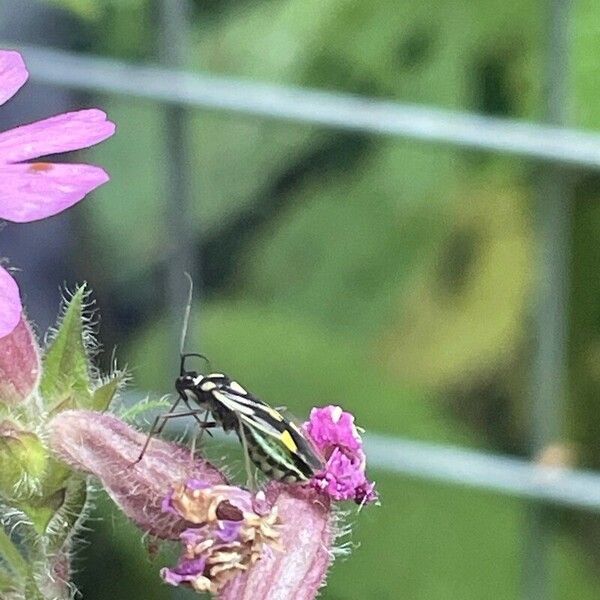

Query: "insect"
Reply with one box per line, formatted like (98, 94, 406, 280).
(135, 276, 324, 488)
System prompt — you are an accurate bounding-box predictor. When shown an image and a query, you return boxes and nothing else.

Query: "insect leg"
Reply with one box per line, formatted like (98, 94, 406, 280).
(134, 405, 216, 464)
(180, 396, 214, 439)
(188, 409, 213, 463)
(134, 394, 184, 464)
(237, 418, 256, 490)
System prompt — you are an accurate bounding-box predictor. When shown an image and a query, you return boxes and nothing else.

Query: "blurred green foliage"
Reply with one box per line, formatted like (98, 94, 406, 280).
(43, 0, 600, 597)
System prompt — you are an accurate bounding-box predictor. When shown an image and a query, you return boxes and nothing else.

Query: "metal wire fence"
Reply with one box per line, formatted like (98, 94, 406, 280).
(6, 1, 598, 597)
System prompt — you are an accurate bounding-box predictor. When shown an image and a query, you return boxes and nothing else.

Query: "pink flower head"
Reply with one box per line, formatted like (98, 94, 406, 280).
(305, 405, 378, 505)
(0, 50, 115, 337)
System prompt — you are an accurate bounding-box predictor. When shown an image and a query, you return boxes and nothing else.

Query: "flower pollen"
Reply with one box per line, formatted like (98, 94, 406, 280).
(27, 162, 53, 172)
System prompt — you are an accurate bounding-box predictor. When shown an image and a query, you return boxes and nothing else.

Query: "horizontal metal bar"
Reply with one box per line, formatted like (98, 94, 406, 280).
(7, 43, 600, 169)
(365, 433, 600, 512)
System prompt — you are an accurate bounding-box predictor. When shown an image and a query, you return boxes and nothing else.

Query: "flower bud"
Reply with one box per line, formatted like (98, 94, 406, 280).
(0, 420, 47, 499)
(0, 316, 40, 407)
(47, 410, 226, 538)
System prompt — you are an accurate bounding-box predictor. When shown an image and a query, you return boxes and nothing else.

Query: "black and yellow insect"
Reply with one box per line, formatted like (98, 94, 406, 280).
(136, 275, 322, 485)
(178, 355, 324, 484)
(138, 353, 324, 486)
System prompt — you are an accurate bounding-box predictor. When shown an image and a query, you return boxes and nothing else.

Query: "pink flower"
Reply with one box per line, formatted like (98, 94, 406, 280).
(48, 411, 335, 599)
(305, 405, 378, 505)
(0, 50, 115, 337)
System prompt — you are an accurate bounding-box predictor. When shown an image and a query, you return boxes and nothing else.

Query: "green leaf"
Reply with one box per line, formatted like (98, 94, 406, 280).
(40, 286, 93, 411)
(91, 373, 124, 412)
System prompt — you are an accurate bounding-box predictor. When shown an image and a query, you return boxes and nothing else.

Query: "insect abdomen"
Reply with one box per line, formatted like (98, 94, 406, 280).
(243, 426, 311, 483)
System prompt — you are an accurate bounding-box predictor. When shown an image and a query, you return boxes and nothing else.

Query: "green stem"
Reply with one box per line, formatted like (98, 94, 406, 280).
(0, 527, 29, 581)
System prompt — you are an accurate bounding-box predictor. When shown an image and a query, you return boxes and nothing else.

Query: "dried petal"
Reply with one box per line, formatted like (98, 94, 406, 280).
(47, 410, 226, 539)
(162, 481, 282, 594)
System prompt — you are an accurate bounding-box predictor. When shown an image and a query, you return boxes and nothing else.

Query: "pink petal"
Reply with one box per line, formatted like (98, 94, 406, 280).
(0, 109, 115, 164)
(0, 267, 21, 338)
(0, 162, 109, 222)
(0, 312, 40, 404)
(0, 51, 28, 107)
(219, 484, 333, 600)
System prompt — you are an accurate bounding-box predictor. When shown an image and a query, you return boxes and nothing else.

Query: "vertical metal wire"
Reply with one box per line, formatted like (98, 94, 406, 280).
(523, 1, 572, 598)
(156, 0, 197, 375)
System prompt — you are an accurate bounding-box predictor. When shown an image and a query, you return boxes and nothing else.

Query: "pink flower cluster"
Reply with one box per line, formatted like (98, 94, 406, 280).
(305, 405, 378, 505)
(0, 50, 114, 338)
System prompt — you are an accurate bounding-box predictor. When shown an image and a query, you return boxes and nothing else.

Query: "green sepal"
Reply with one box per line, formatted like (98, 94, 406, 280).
(91, 372, 125, 412)
(43, 475, 87, 555)
(0, 423, 47, 502)
(40, 286, 93, 411)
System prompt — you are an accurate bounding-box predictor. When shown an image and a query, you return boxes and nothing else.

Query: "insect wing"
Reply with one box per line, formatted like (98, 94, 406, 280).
(213, 386, 324, 475)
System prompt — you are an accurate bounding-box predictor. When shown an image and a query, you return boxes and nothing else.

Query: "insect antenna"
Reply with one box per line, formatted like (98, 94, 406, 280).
(180, 353, 211, 375)
(133, 274, 210, 465)
(179, 272, 194, 359)
(179, 273, 212, 375)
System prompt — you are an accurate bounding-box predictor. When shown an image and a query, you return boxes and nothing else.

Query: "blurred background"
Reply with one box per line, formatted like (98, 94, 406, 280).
(2, 0, 600, 598)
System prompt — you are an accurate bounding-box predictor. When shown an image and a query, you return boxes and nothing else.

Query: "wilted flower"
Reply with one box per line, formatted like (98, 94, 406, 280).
(48, 403, 378, 598)
(47, 410, 336, 599)
(0, 50, 115, 337)
(161, 480, 281, 594)
(305, 405, 378, 505)
(219, 483, 333, 600)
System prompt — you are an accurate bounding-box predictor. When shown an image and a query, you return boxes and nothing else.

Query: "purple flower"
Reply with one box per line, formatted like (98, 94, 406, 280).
(0, 50, 115, 337)
(305, 405, 378, 505)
